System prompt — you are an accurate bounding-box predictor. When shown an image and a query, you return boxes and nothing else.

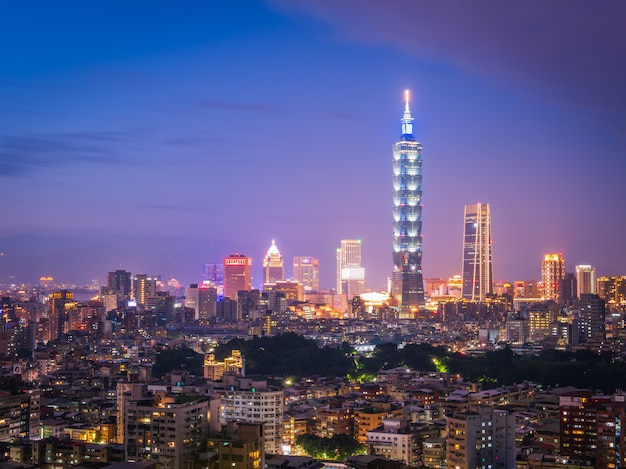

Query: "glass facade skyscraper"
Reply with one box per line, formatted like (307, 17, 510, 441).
(461, 202, 493, 301)
(392, 91, 425, 313)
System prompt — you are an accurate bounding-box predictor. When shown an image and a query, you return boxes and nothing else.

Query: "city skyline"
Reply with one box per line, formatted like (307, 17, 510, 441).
(1, 2, 625, 289)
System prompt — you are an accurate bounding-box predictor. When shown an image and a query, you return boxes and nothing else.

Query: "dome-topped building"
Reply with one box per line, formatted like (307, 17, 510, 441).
(263, 239, 284, 286)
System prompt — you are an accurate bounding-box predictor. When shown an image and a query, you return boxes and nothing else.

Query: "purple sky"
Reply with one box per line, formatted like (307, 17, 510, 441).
(1, 1, 625, 290)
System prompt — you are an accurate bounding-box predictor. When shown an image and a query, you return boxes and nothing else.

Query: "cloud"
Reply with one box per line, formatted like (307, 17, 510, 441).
(269, 0, 626, 133)
(0, 131, 134, 177)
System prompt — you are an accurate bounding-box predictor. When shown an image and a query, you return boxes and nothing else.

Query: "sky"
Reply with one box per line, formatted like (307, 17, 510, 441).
(1, 1, 625, 290)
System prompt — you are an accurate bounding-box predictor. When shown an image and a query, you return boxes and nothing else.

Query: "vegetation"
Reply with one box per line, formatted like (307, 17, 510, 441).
(152, 347, 204, 378)
(215, 333, 353, 378)
(153, 334, 626, 393)
(296, 434, 365, 460)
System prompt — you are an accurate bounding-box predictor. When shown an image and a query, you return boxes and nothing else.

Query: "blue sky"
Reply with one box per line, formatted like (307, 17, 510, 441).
(1, 1, 625, 289)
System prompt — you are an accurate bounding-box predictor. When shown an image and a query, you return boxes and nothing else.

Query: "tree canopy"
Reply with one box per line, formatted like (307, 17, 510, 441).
(296, 434, 365, 460)
(215, 332, 354, 378)
(152, 347, 204, 378)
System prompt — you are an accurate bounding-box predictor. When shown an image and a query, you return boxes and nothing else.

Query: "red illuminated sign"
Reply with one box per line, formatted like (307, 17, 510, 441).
(225, 258, 248, 266)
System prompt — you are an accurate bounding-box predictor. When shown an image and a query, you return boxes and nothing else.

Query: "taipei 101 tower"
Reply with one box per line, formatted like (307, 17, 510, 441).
(392, 90, 425, 314)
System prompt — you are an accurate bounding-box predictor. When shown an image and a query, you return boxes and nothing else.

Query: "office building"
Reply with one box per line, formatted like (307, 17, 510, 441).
(461, 203, 493, 301)
(133, 274, 158, 306)
(264, 280, 304, 302)
(513, 280, 538, 298)
(223, 254, 252, 299)
(528, 303, 557, 342)
(541, 253, 565, 302)
(560, 272, 577, 305)
(107, 269, 132, 302)
(203, 263, 224, 285)
(337, 239, 364, 300)
(48, 290, 75, 342)
(145, 291, 175, 327)
(446, 407, 515, 469)
(597, 276, 626, 312)
(217, 297, 238, 322)
(392, 90, 425, 312)
(293, 256, 319, 292)
(187, 283, 217, 323)
(576, 264, 596, 296)
(237, 289, 261, 321)
(263, 239, 284, 287)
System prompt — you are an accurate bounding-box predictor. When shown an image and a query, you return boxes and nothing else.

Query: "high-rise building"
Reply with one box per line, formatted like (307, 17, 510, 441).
(392, 90, 425, 313)
(48, 290, 75, 342)
(107, 270, 132, 302)
(541, 253, 565, 302)
(336, 239, 364, 299)
(578, 293, 606, 344)
(132, 274, 158, 306)
(560, 391, 626, 468)
(203, 263, 224, 285)
(560, 272, 577, 305)
(576, 264, 596, 296)
(461, 203, 493, 301)
(597, 276, 626, 311)
(263, 239, 284, 286)
(293, 256, 319, 292)
(223, 254, 252, 299)
(145, 291, 175, 327)
(124, 391, 210, 469)
(218, 374, 284, 455)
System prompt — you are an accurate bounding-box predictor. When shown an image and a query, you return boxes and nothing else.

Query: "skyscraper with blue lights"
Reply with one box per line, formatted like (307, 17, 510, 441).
(392, 90, 425, 313)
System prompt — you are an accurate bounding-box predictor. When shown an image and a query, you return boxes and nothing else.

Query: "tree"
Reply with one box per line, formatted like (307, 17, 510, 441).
(152, 347, 203, 378)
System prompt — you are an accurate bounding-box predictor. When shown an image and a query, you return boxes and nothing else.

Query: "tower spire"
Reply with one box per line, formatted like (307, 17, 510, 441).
(401, 89, 414, 137)
(404, 89, 410, 114)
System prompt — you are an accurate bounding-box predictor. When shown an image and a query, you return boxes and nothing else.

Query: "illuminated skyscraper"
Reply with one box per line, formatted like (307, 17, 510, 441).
(293, 256, 319, 292)
(48, 289, 74, 342)
(392, 90, 425, 313)
(337, 239, 364, 299)
(461, 203, 493, 301)
(541, 253, 565, 302)
(223, 254, 252, 299)
(132, 274, 158, 306)
(575, 264, 596, 296)
(263, 239, 284, 286)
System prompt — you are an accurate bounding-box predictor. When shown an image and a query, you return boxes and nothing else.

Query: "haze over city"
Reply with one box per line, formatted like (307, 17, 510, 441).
(1, 1, 625, 289)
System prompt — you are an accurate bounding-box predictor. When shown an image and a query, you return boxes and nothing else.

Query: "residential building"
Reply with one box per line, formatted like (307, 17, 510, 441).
(446, 407, 515, 469)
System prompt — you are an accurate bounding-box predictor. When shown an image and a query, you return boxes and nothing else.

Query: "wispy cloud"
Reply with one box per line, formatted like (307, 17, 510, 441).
(0, 130, 136, 177)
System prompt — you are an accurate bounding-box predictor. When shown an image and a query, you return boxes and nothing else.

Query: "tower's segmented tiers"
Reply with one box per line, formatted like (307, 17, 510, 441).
(392, 90, 425, 314)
